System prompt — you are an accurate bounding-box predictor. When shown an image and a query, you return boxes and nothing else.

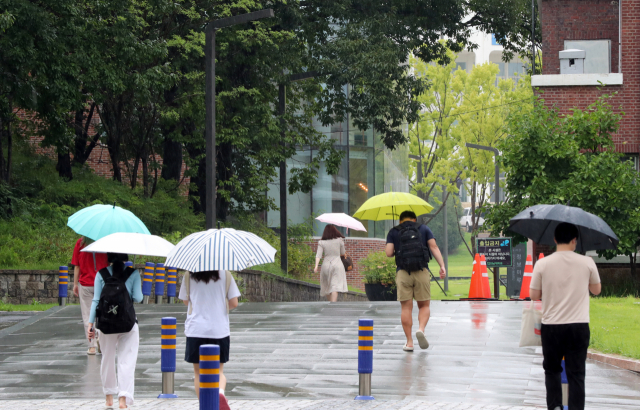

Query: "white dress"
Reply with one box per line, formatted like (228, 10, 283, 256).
(316, 238, 348, 296)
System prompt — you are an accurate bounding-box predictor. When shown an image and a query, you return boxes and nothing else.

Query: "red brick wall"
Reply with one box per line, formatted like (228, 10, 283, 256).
(541, 0, 620, 75)
(17, 108, 190, 187)
(305, 237, 387, 291)
(538, 0, 639, 155)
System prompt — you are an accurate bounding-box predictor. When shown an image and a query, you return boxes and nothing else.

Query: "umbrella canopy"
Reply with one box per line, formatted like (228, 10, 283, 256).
(316, 213, 367, 232)
(81, 232, 175, 257)
(67, 204, 150, 241)
(353, 192, 434, 221)
(508, 204, 619, 253)
(164, 228, 277, 273)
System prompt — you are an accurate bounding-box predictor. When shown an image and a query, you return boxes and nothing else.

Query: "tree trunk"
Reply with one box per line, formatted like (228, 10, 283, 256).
(73, 103, 99, 166)
(471, 182, 477, 255)
(5, 113, 11, 184)
(57, 151, 73, 180)
(0, 116, 4, 182)
(161, 137, 182, 181)
(217, 142, 233, 221)
(130, 155, 140, 189)
(142, 155, 149, 198)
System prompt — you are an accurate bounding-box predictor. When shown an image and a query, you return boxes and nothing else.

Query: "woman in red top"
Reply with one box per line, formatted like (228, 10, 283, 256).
(71, 237, 109, 355)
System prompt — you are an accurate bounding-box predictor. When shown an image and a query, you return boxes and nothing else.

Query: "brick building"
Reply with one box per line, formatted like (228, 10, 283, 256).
(532, 0, 636, 156)
(531, 0, 637, 259)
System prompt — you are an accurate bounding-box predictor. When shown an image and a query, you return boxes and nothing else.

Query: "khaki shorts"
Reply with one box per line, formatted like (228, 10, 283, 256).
(396, 268, 431, 302)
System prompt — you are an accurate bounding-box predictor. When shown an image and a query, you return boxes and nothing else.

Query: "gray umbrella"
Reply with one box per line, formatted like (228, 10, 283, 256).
(508, 204, 619, 253)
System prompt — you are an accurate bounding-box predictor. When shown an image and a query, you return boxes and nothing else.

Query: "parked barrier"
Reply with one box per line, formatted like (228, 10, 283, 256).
(58, 266, 68, 307)
(199, 344, 220, 410)
(158, 317, 178, 398)
(155, 263, 166, 304)
(355, 318, 374, 400)
(167, 267, 177, 304)
(142, 262, 154, 304)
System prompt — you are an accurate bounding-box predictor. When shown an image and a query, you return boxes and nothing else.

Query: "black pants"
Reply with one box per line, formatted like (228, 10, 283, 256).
(541, 323, 590, 410)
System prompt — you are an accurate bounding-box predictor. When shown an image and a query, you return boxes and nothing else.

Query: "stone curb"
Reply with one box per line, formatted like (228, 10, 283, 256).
(588, 350, 640, 373)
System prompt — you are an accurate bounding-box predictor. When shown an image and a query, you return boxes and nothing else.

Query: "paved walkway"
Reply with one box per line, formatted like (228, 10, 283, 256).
(0, 398, 540, 409)
(0, 302, 639, 409)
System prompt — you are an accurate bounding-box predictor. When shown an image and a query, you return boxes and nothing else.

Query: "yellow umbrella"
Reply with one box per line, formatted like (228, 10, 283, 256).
(353, 192, 434, 221)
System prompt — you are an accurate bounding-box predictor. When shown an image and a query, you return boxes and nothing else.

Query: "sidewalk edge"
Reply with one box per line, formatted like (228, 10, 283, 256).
(0, 306, 64, 339)
(588, 350, 640, 373)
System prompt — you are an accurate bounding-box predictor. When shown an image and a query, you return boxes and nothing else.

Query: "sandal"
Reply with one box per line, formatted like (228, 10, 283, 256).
(219, 393, 231, 410)
(416, 330, 429, 349)
(87, 347, 97, 355)
(402, 343, 414, 352)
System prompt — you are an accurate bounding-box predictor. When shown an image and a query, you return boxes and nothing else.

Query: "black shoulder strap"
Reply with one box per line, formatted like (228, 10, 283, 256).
(98, 268, 111, 281)
(122, 267, 135, 281)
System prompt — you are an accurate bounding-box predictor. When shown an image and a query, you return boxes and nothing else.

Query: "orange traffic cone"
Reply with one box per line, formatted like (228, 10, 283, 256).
(539, 253, 545, 261)
(480, 255, 492, 298)
(519, 254, 534, 299)
(468, 254, 486, 299)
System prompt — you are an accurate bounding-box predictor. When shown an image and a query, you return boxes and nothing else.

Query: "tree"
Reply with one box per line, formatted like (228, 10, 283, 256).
(486, 93, 640, 281)
(408, 50, 533, 255)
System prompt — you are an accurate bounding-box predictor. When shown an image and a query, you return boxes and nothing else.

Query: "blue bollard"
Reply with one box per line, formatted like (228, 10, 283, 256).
(167, 267, 177, 303)
(142, 262, 154, 304)
(158, 317, 178, 398)
(199, 344, 220, 410)
(561, 358, 568, 410)
(355, 318, 374, 400)
(155, 263, 166, 304)
(125, 261, 133, 269)
(58, 266, 69, 306)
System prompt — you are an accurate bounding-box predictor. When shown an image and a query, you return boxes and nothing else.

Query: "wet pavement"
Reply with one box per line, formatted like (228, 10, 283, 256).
(0, 312, 37, 331)
(0, 302, 638, 409)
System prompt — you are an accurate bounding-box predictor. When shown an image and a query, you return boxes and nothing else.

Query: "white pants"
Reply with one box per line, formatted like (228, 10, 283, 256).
(78, 284, 97, 348)
(100, 323, 139, 406)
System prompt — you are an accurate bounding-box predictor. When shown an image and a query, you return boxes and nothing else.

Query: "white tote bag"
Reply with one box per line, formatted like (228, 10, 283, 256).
(519, 302, 543, 347)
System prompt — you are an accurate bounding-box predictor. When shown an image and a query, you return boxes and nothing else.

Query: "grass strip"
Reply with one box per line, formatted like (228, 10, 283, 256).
(590, 296, 640, 360)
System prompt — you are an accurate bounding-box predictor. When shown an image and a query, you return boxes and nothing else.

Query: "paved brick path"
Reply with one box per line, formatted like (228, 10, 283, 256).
(0, 398, 541, 409)
(0, 302, 639, 409)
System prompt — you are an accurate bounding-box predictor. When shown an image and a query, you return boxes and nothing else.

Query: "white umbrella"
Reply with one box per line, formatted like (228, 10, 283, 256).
(316, 213, 367, 232)
(164, 228, 277, 273)
(81, 232, 175, 257)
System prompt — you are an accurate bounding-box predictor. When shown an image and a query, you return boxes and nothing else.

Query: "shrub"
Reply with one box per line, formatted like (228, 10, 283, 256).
(360, 251, 396, 286)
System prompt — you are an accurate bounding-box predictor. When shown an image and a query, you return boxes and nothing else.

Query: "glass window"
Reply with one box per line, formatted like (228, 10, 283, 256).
(349, 146, 375, 237)
(453, 62, 466, 73)
(266, 149, 312, 228)
(312, 147, 348, 236)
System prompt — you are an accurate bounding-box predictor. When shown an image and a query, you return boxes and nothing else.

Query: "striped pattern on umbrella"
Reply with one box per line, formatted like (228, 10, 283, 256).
(164, 228, 277, 273)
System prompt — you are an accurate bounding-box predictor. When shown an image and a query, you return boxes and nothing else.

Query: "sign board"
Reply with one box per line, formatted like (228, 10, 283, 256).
(506, 242, 527, 298)
(476, 237, 513, 268)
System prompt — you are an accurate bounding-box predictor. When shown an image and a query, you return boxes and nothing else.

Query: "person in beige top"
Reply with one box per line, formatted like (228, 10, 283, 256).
(530, 222, 601, 410)
(314, 224, 348, 302)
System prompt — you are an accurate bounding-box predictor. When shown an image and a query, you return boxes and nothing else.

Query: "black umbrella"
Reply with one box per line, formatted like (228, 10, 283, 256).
(508, 204, 619, 253)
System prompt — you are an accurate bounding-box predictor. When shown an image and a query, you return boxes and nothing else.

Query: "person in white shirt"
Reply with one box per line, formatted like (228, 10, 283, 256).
(530, 222, 601, 410)
(179, 269, 240, 408)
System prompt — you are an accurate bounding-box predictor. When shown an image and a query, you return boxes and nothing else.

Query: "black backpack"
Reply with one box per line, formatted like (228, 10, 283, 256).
(394, 222, 432, 273)
(95, 267, 137, 334)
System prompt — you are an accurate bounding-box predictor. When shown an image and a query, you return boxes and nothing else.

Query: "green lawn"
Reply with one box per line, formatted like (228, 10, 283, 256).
(0, 302, 58, 312)
(590, 296, 640, 360)
(446, 231, 475, 278)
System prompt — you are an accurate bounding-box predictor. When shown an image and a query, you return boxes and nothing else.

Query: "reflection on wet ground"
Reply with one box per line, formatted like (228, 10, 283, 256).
(0, 312, 36, 331)
(0, 302, 638, 408)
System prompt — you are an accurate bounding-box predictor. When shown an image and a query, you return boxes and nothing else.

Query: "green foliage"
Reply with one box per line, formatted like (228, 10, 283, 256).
(360, 251, 396, 286)
(423, 191, 464, 254)
(486, 93, 640, 278)
(590, 296, 640, 359)
(221, 214, 315, 279)
(409, 48, 533, 254)
(0, 302, 58, 312)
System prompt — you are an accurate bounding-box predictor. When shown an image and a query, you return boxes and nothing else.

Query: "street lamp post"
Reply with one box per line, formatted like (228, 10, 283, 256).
(278, 71, 317, 273)
(465, 142, 500, 299)
(205, 9, 275, 230)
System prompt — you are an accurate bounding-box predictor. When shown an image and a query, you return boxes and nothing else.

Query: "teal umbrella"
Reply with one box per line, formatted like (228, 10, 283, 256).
(67, 203, 150, 241)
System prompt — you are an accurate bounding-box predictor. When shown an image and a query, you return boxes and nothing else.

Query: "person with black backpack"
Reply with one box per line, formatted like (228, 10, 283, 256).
(87, 253, 142, 410)
(385, 211, 446, 352)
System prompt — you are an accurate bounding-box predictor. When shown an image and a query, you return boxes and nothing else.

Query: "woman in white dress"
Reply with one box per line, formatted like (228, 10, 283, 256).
(314, 224, 348, 302)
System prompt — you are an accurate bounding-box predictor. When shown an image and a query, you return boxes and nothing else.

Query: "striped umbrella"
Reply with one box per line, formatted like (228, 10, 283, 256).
(164, 228, 277, 272)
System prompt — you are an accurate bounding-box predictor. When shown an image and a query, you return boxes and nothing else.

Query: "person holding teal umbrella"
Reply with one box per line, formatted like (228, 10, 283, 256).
(67, 203, 149, 358)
